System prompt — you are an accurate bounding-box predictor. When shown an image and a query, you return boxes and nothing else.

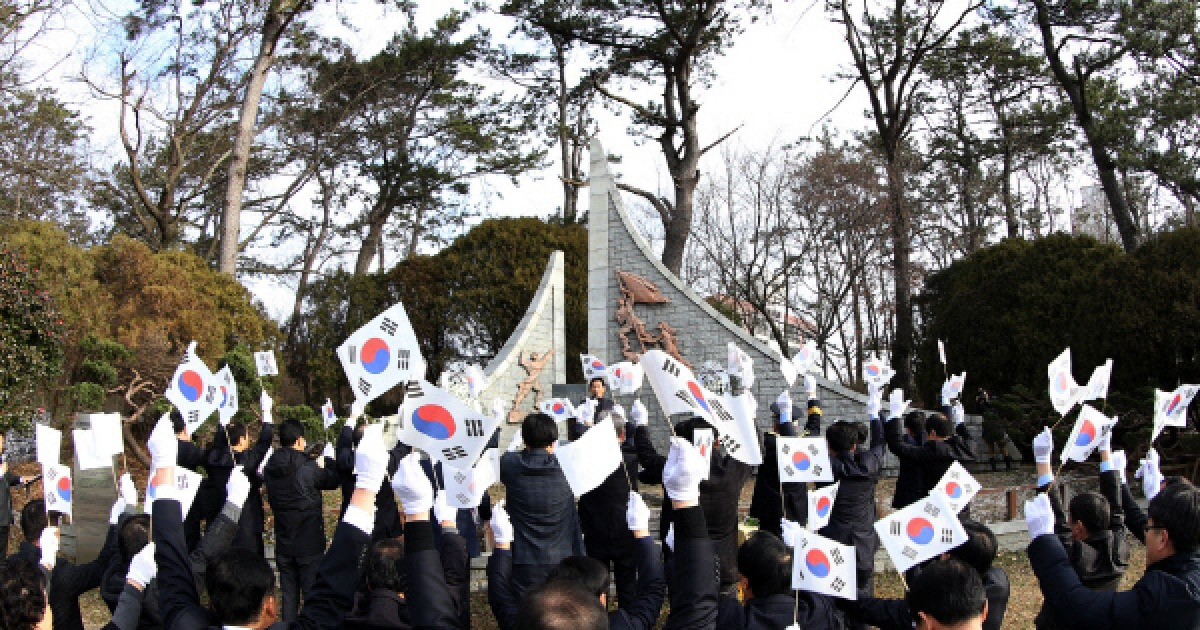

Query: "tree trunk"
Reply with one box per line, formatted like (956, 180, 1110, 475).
(356, 219, 385, 275)
(886, 159, 917, 395)
(555, 38, 579, 224)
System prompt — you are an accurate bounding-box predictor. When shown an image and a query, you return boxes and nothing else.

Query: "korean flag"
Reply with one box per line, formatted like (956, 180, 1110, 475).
(874, 493, 967, 573)
(932, 461, 979, 514)
(581, 354, 608, 380)
(1048, 348, 1081, 416)
(338, 303, 426, 404)
(165, 342, 219, 435)
(776, 436, 834, 483)
(807, 482, 839, 531)
(1061, 403, 1117, 463)
(254, 350, 279, 376)
(43, 463, 73, 517)
(443, 448, 500, 509)
(396, 380, 500, 470)
(862, 356, 895, 388)
(215, 366, 239, 426)
(1152, 384, 1200, 443)
(792, 528, 857, 600)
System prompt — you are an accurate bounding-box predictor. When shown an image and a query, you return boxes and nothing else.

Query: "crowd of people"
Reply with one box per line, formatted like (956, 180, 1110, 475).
(1, 371, 1198, 630)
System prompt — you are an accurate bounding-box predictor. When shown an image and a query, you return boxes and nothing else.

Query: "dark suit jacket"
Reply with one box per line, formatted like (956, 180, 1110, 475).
(663, 505, 719, 630)
(404, 519, 466, 629)
(816, 416, 885, 572)
(11, 524, 119, 630)
(334, 425, 407, 541)
(204, 423, 273, 554)
(884, 414, 976, 498)
(748, 399, 822, 536)
(718, 592, 839, 630)
(499, 448, 583, 566)
(846, 565, 1010, 630)
(262, 448, 341, 557)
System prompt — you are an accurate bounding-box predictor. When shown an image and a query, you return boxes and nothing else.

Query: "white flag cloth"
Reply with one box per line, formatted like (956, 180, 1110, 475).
(165, 342, 219, 434)
(776, 436, 834, 483)
(73, 429, 111, 470)
(945, 372, 967, 401)
(539, 398, 576, 425)
(1061, 403, 1119, 463)
(792, 340, 819, 376)
(43, 463, 72, 517)
(722, 391, 763, 466)
(1083, 359, 1114, 402)
(338, 303, 426, 404)
(464, 364, 487, 398)
(693, 429, 714, 480)
(807, 481, 840, 531)
(254, 351, 279, 376)
(581, 354, 608, 380)
(779, 357, 798, 388)
(937, 340, 947, 365)
(792, 528, 857, 600)
(145, 468, 203, 516)
(556, 419, 623, 496)
(862, 356, 895, 387)
(1048, 348, 1080, 416)
(321, 399, 337, 430)
(875, 493, 967, 573)
(396, 380, 500, 470)
(215, 366, 239, 426)
(35, 423, 61, 466)
(931, 461, 980, 514)
(1152, 384, 1200, 443)
(727, 343, 755, 388)
(257, 447, 273, 478)
(607, 361, 644, 395)
(443, 448, 500, 509)
(89, 413, 125, 457)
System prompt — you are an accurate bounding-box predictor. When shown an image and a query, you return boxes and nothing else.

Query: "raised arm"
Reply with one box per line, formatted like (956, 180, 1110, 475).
(662, 438, 717, 630)
(485, 501, 518, 630)
(395, 453, 461, 629)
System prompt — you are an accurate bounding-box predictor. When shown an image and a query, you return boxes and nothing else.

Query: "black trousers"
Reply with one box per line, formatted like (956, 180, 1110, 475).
(277, 553, 322, 622)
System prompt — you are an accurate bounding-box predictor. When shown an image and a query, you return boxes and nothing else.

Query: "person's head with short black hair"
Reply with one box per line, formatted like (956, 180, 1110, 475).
(522, 413, 559, 450)
(20, 500, 48, 542)
(206, 550, 277, 628)
(279, 419, 306, 450)
(737, 530, 792, 599)
(1146, 479, 1200, 564)
(117, 514, 150, 560)
(365, 538, 406, 593)
(227, 422, 249, 452)
(1068, 491, 1110, 540)
(907, 558, 988, 629)
(588, 377, 607, 400)
(827, 421, 859, 454)
(170, 410, 187, 438)
(925, 413, 953, 440)
(948, 520, 998, 574)
(515, 580, 607, 630)
(904, 411, 926, 439)
(0, 556, 50, 629)
(547, 556, 611, 604)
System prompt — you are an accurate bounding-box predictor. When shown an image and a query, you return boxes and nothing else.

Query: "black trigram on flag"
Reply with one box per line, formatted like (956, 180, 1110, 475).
(941, 528, 955, 544)
(812, 465, 824, 477)
(397, 349, 410, 371)
(710, 399, 734, 423)
(442, 446, 468, 460)
(662, 358, 681, 378)
(807, 443, 820, 455)
(347, 346, 357, 364)
(830, 548, 845, 565)
(902, 546, 917, 559)
(358, 379, 372, 397)
(784, 467, 795, 477)
(456, 493, 469, 504)
(781, 443, 792, 455)
(380, 317, 398, 336)
(205, 386, 216, 404)
(724, 436, 742, 454)
(464, 417, 484, 437)
(890, 521, 901, 537)
(178, 475, 190, 490)
(187, 410, 199, 424)
(404, 382, 423, 399)
(674, 390, 697, 409)
(830, 577, 846, 592)
(453, 471, 468, 484)
(924, 502, 941, 518)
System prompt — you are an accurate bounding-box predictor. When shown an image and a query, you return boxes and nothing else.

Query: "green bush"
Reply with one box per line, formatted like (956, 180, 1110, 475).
(0, 246, 64, 431)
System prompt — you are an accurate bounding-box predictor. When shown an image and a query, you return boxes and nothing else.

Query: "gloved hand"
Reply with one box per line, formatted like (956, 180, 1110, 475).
(780, 518, 803, 548)
(322, 443, 335, 460)
(148, 414, 177, 471)
(663, 437, 705, 502)
(1032, 427, 1054, 464)
(865, 384, 881, 418)
(776, 390, 793, 425)
(490, 500, 513, 545)
(727, 342, 743, 378)
(391, 453, 434, 515)
(631, 400, 649, 427)
(1025, 493, 1055, 540)
(804, 374, 817, 400)
(1136, 448, 1163, 500)
(109, 497, 127, 525)
(39, 527, 59, 569)
(119, 473, 139, 508)
(940, 379, 956, 406)
(578, 399, 596, 427)
(1111, 450, 1128, 485)
(354, 431, 390, 491)
(887, 388, 910, 420)
(952, 402, 965, 427)
(626, 492, 650, 532)
(433, 491, 457, 525)
(260, 390, 274, 424)
(126, 543, 157, 588)
(226, 467, 251, 508)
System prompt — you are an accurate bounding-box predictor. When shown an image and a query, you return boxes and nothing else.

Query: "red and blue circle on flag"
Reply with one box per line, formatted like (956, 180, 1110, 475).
(412, 404, 456, 440)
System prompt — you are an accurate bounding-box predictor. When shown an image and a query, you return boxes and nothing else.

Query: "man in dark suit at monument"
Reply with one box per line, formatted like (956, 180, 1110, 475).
(570, 377, 615, 441)
(499, 412, 583, 593)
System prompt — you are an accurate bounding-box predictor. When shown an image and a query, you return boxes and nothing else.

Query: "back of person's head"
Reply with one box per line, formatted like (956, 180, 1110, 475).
(547, 556, 611, 598)
(907, 558, 987, 628)
(827, 421, 859, 454)
(737, 530, 792, 598)
(951, 520, 998, 574)
(0, 556, 48, 629)
(1148, 479, 1200, 553)
(118, 514, 151, 560)
(206, 550, 277, 625)
(925, 413, 953, 438)
(1068, 491, 1111, 537)
(279, 419, 305, 448)
(366, 538, 406, 593)
(674, 417, 715, 444)
(515, 580, 607, 630)
(20, 500, 47, 541)
(904, 411, 926, 436)
(522, 413, 559, 449)
(170, 410, 186, 435)
(227, 422, 248, 445)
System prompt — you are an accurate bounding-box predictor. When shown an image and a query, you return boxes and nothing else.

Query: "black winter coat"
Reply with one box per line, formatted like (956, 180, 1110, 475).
(262, 448, 340, 557)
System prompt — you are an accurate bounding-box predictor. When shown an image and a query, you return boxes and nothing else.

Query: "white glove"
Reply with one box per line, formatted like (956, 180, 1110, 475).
(663, 437, 705, 502)
(260, 390, 274, 424)
(490, 499, 514, 545)
(1025, 493, 1055, 540)
(119, 473, 139, 508)
(391, 453, 434, 515)
(727, 343, 743, 377)
(865, 384, 881, 418)
(354, 431, 390, 491)
(39, 527, 59, 569)
(952, 402, 965, 426)
(1136, 448, 1163, 500)
(664, 523, 675, 551)
(1111, 450, 1128, 485)
(109, 497, 127, 525)
(433, 491, 458, 525)
(350, 398, 366, 422)
(148, 414, 178, 471)
(776, 390, 793, 425)
(322, 443, 335, 460)
(804, 374, 817, 399)
(631, 400, 648, 427)
(626, 492, 650, 532)
(226, 467, 251, 508)
(780, 518, 803, 548)
(887, 388, 910, 420)
(126, 543, 157, 588)
(1032, 427, 1054, 464)
(506, 430, 524, 452)
(940, 379, 955, 406)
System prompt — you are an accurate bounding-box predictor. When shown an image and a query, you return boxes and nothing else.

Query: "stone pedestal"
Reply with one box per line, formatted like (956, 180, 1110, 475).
(66, 413, 117, 562)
